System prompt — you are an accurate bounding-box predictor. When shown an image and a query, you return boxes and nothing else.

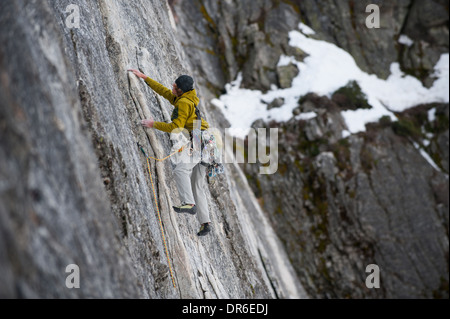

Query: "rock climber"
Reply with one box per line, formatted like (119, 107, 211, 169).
(128, 69, 212, 236)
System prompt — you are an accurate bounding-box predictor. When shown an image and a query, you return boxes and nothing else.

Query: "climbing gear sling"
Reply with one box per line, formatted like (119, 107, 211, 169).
(191, 104, 225, 178)
(137, 142, 186, 289)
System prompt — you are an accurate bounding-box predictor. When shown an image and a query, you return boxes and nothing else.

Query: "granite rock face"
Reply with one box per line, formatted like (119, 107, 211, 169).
(172, 0, 448, 92)
(0, 0, 305, 299)
(1, 0, 448, 299)
(243, 98, 449, 298)
(171, 0, 302, 93)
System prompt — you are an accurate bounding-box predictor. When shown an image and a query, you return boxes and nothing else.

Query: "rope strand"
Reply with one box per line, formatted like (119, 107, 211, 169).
(146, 156, 176, 289)
(139, 143, 185, 289)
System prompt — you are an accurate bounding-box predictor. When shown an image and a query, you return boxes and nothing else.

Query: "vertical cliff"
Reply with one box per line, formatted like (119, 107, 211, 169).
(0, 0, 305, 298)
(1, 0, 448, 299)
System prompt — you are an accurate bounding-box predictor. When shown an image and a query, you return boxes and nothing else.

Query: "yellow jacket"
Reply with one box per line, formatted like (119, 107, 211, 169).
(144, 77, 209, 133)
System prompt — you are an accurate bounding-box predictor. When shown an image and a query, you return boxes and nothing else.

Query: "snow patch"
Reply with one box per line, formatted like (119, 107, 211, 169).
(295, 112, 317, 121)
(213, 23, 449, 138)
(398, 35, 414, 47)
(428, 108, 437, 122)
(299, 22, 316, 35)
(413, 142, 442, 172)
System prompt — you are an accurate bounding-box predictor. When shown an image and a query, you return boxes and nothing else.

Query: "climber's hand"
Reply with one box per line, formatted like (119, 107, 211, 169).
(141, 119, 155, 128)
(128, 69, 147, 79)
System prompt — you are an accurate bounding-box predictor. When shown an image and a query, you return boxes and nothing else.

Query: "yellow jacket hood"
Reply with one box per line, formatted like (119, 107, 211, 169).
(178, 89, 200, 107)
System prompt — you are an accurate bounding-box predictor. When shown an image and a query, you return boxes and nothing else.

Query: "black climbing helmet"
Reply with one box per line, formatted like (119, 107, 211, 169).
(175, 75, 194, 93)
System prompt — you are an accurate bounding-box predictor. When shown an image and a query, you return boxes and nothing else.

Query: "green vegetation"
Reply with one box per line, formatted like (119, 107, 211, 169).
(331, 138, 352, 175)
(302, 168, 331, 254)
(332, 80, 372, 110)
(391, 118, 422, 139)
(378, 115, 392, 128)
(297, 134, 328, 158)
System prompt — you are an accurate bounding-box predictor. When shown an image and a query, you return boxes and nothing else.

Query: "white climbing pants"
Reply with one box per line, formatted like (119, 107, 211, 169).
(173, 160, 211, 225)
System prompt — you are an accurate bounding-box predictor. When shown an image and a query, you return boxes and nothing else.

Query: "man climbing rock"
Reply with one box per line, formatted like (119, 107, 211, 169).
(128, 69, 212, 236)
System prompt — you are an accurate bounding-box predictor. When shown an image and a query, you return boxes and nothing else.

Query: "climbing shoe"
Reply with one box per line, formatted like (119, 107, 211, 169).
(173, 203, 196, 215)
(197, 223, 211, 236)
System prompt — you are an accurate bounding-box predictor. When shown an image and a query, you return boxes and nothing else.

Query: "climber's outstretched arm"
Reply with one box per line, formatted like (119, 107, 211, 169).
(141, 119, 154, 128)
(128, 69, 147, 80)
(128, 69, 177, 105)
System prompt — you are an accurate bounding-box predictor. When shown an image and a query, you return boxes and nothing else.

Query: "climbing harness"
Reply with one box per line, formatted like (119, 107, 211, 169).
(137, 142, 184, 289)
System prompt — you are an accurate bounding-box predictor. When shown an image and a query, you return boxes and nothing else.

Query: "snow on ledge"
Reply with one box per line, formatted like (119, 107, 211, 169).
(213, 23, 449, 138)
